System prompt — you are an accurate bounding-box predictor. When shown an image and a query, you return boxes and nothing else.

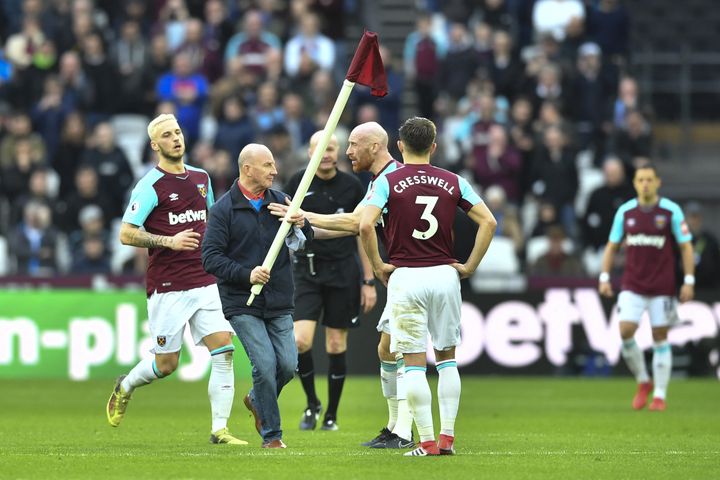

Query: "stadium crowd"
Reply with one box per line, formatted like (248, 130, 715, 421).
(0, 0, 717, 287)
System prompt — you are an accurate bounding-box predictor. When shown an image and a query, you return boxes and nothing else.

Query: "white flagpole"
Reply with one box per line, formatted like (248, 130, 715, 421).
(247, 79, 356, 305)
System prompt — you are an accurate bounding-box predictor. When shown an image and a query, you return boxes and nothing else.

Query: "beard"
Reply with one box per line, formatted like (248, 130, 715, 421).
(159, 144, 185, 161)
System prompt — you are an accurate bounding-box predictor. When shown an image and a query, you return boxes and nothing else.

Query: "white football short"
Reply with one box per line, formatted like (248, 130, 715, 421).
(387, 264, 462, 354)
(617, 290, 679, 327)
(147, 284, 232, 354)
(376, 304, 391, 334)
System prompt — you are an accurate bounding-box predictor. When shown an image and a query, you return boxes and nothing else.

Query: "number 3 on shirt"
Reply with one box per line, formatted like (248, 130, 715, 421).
(412, 195, 439, 240)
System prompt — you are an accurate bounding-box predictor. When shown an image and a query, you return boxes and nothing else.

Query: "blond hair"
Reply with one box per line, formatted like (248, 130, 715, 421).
(147, 113, 178, 141)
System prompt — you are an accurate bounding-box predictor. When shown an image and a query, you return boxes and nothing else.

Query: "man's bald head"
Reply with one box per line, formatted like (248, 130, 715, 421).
(239, 143, 273, 168)
(350, 122, 388, 148)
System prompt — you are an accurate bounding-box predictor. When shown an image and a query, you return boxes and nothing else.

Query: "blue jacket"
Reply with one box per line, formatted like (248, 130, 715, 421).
(202, 181, 314, 319)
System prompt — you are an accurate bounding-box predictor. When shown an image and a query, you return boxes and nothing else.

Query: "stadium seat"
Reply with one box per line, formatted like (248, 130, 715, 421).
(110, 218, 136, 274)
(0, 235, 9, 275)
(110, 114, 150, 178)
(525, 236, 575, 266)
(474, 237, 520, 274)
(574, 166, 604, 218)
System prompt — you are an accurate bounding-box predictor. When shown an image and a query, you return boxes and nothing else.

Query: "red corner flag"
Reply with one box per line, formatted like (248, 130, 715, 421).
(345, 31, 388, 97)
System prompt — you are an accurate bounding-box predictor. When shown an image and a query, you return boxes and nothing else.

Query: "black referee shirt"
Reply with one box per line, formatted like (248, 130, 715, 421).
(285, 169, 364, 261)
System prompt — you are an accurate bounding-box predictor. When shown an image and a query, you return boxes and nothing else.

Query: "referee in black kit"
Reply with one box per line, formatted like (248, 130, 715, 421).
(285, 131, 378, 431)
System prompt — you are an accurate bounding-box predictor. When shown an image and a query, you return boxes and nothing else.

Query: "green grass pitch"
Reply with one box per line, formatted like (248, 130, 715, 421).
(1, 376, 718, 479)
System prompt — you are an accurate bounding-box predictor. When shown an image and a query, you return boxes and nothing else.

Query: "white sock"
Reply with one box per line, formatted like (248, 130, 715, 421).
(621, 338, 650, 383)
(209, 346, 235, 433)
(121, 357, 162, 394)
(380, 361, 398, 431)
(437, 360, 461, 437)
(393, 356, 413, 440)
(652, 341, 672, 400)
(405, 367, 434, 443)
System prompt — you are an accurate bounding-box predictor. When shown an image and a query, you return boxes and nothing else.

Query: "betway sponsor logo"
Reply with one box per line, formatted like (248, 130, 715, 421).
(626, 233, 666, 249)
(168, 209, 206, 225)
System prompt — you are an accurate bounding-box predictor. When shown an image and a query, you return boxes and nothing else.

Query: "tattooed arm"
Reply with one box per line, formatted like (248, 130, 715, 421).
(119, 222, 201, 251)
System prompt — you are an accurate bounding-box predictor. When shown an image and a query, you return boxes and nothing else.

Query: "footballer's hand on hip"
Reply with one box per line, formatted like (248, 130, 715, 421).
(679, 284, 694, 303)
(451, 262, 473, 279)
(598, 281, 613, 298)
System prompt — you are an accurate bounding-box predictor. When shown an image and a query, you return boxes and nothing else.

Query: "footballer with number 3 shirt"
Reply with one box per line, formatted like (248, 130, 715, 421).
(360, 117, 496, 457)
(599, 163, 695, 412)
(105, 114, 247, 446)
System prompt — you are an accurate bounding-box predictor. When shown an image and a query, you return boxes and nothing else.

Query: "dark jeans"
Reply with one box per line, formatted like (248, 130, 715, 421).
(229, 313, 297, 442)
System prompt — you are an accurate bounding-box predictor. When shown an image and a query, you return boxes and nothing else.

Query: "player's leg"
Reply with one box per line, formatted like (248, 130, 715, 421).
(264, 313, 298, 445)
(190, 285, 246, 444)
(203, 331, 247, 445)
(360, 329, 396, 446)
(295, 320, 322, 429)
(617, 291, 652, 409)
(107, 291, 184, 427)
(389, 267, 439, 457)
(322, 326, 348, 430)
(429, 265, 463, 455)
(647, 296, 676, 411)
(294, 275, 323, 430)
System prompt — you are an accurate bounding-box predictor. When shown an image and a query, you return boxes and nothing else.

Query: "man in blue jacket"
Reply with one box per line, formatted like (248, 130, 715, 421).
(202, 143, 313, 449)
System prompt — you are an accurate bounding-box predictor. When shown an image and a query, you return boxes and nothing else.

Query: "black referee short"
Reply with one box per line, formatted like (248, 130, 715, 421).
(292, 256, 361, 329)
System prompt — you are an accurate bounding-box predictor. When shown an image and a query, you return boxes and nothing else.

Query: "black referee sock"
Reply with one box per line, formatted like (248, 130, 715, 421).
(326, 352, 347, 421)
(298, 350, 320, 407)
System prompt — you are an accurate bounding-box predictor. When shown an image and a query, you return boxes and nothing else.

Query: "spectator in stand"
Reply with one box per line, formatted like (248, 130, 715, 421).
(224, 9, 282, 83)
(214, 95, 256, 161)
(110, 20, 150, 115)
(156, 0, 190, 52)
(569, 42, 616, 164)
(283, 11, 335, 81)
(529, 224, 584, 276)
(280, 92, 316, 152)
(470, 124, 523, 203)
(531, 62, 564, 115)
(156, 52, 209, 147)
(532, 0, 585, 44)
(530, 125, 578, 238)
(4, 15, 46, 108)
(31, 75, 74, 158)
(581, 157, 634, 251)
(508, 96, 535, 198)
(57, 51, 90, 111)
(485, 184, 524, 255)
(476, 0, 514, 32)
(113, 0, 152, 38)
(261, 125, 304, 189)
(252, 81, 284, 134)
(585, 0, 630, 65)
(80, 32, 117, 123)
(472, 21, 494, 67)
(68, 203, 110, 258)
(610, 109, 653, 168)
(684, 202, 720, 289)
(440, 22, 479, 102)
(53, 111, 87, 197)
(403, 12, 446, 119)
(70, 233, 110, 274)
(56, 163, 115, 234)
(534, 100, 573, 142)
(209, 57, 257, 118)
(9, 199, 59, 276)
(175, 17, 223, 83)
(203, 0, 235, 63)
(80, 122, 134, 218)
(490, 29, 523, 102)
(143, 33, 172, 106)
(464, 91, 501, 169)
(531, 199, 560, 238)
(612, 76, 644, 129)
(10, 165, 53, 226)
(0, 111, 46, 169)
